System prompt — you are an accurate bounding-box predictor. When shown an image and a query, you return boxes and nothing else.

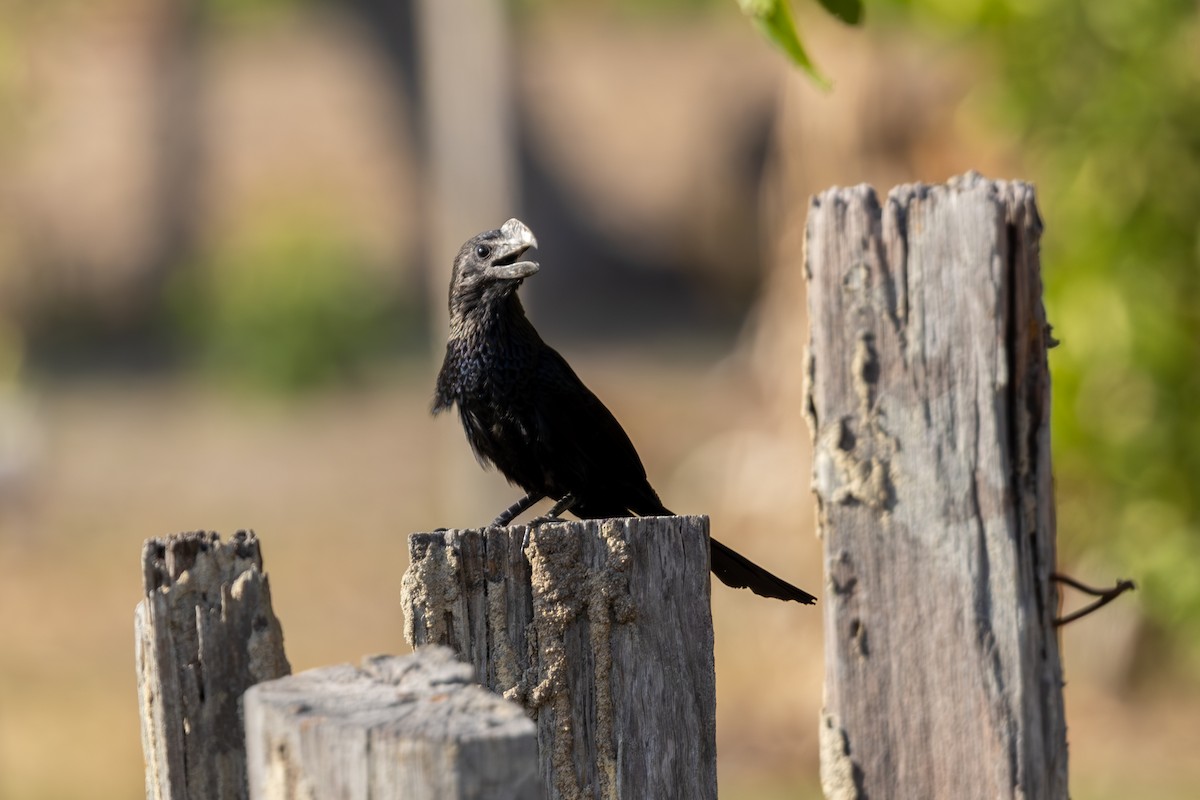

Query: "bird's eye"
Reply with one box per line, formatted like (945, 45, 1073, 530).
(475, 244, 492, 258)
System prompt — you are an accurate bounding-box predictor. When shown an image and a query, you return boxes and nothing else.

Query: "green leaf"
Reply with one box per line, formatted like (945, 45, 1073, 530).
(736, 0, 774, 14)
(748, 1, 831, 88)
(815, 0, 863, 26)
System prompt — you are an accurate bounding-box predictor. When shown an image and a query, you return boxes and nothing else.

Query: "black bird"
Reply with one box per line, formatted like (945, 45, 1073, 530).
(433, 218, 816, 604)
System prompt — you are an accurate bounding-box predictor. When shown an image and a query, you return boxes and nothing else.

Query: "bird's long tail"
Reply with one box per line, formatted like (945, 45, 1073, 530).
(646, 502, 816, 604)
(709, 536, 817, 604)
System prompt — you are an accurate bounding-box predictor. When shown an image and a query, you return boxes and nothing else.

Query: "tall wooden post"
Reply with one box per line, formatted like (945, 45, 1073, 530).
(135, 530, 290, 800)
(805, 173, 1067, 798)
(402, 516, 718, 800)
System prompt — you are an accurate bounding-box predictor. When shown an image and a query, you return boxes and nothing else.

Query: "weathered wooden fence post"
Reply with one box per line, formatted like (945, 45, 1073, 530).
(135, 530, 291, 800)
(805, 173, 1067, 798)
(243, 646, 540, 800)
(401, 516, 718, 800)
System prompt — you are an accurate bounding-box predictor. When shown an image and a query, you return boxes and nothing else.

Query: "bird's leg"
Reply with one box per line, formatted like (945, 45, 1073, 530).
(491, 492, 545, 527)
(521, 494, 579, 553)
(531, 493, 577, 525)
(545, 493, 578, 519)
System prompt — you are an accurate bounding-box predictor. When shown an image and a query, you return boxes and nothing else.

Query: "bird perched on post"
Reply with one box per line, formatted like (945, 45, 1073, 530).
(433, 218, 815, 604)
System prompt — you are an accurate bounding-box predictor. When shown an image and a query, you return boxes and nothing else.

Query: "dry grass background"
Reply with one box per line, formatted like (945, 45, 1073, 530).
(1, 351, 1198, 799)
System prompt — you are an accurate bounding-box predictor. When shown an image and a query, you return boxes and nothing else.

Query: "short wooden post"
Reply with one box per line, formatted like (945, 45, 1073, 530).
(243, 646, 539, 800)
(805, 174, 1067, 798)
(401, 516, 718, 800)
(135, 530, 291, 800)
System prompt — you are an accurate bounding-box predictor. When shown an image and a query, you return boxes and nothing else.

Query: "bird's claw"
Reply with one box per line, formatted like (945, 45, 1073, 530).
(519, 515, 563, 554)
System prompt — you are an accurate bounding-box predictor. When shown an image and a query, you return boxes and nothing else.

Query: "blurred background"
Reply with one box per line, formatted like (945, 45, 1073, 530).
(0, 0, 1197, 797)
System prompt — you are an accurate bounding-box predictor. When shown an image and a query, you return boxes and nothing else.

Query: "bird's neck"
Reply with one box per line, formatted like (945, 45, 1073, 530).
(437, 293, 535, 411)
(448, 292, 529, 345)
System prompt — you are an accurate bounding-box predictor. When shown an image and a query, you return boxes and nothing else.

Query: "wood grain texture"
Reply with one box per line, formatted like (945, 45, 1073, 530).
(402, 516, 717, 800)
(135, 530, 291, 800)
(243, 647, 539, 800)
(805, 174, 1067, 799)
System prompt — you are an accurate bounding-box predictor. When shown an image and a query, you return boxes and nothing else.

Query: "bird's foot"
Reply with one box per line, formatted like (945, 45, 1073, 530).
(518, 517, 559, 554)
(518, 494, 577, 553)
(526, 514, 565, 528)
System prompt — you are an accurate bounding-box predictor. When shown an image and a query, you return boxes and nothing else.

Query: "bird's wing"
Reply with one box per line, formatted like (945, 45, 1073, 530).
(529, 345, 667, 517)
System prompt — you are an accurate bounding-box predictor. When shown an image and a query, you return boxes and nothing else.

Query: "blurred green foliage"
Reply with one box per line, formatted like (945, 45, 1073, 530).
(736, 0, 862, 85)
(169, 215, 413, 394)
(881, 0, 1200, 651)
(516, 0, 861, 84)
(738, 0, 832, 87)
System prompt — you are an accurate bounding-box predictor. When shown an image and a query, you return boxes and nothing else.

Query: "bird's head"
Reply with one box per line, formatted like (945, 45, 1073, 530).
(448, 218, 540, 319)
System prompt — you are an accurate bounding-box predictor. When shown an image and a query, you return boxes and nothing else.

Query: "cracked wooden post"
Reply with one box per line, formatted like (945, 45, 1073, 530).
(135, 530, 291, 800)
(401, 516, 717, 800)
(805, 173, 1068, 799)
(243, 646, 539, 800)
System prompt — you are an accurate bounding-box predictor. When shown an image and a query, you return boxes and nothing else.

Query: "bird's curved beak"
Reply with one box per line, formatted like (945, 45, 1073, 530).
(491, 218, 540, 280)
